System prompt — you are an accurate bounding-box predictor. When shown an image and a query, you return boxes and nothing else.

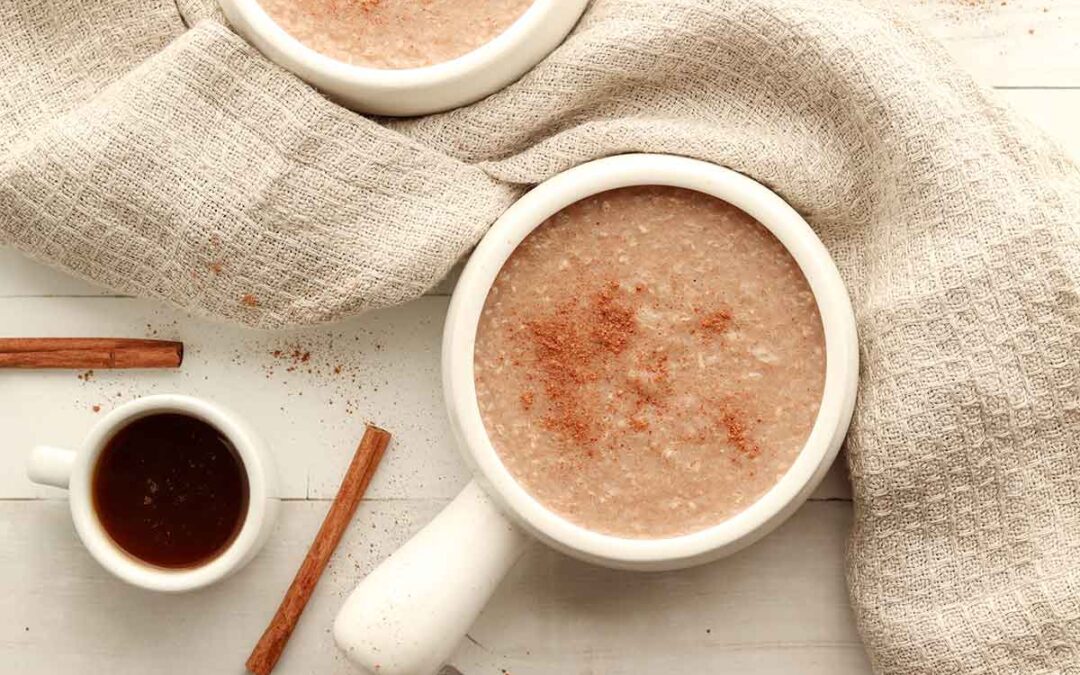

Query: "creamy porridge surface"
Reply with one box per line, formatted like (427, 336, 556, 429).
(474, 186, 826, 539)
(259, 0, 534, 69)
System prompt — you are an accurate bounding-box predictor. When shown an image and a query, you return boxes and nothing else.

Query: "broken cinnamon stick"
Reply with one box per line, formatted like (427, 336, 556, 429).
(0, 338, 183, 369)
(245, 425, 392, 675)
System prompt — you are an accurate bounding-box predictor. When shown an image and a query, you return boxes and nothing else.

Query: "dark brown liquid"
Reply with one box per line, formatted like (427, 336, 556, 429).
(92, 413, 249, 569)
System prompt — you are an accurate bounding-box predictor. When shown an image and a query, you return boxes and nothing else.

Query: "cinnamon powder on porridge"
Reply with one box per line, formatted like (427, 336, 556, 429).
(520, 282, 638, 445)
(721, 410, 762, 460)
(697, 308, 733, 336)
(474, 186, 826, 538)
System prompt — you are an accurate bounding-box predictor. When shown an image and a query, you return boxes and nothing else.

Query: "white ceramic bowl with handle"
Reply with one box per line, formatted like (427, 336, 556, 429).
(335, 154, 860, 675)
(217, 0, 590, 116)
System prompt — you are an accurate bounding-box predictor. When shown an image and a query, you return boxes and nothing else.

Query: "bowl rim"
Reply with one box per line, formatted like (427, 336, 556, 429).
(443, 153, 859, 567)
(217, 0, 568, 88)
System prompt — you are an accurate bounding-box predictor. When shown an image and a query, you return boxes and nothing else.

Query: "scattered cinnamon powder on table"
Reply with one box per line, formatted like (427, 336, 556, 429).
(270, 346, 310, 363)
(269, 344, 314, 373)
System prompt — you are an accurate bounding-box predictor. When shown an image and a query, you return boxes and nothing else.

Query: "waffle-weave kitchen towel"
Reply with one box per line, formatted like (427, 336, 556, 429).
(3, 1, 1080, 672)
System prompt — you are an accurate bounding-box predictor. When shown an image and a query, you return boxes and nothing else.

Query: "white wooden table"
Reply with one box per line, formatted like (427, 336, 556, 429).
(3, 3, 1078, 673)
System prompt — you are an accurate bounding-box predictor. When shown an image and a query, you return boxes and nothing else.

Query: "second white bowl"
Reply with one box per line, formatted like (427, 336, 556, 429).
(217, 0, 590, 116)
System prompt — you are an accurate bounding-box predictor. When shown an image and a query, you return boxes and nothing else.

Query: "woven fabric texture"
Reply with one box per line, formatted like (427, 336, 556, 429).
(3, 1, 1080, 672)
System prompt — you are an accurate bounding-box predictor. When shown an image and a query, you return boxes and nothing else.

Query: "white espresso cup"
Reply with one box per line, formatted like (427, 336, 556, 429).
(27, 394, 279, 592)
(334, 154, 860, 675)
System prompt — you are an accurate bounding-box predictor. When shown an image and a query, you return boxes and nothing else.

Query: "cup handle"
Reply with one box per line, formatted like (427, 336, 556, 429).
(27, 445, 77, 489)
(334, 479, 530, 675)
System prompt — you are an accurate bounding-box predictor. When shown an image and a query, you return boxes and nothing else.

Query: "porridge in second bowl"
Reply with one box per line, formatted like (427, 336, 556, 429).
(473, 186, 826, 538)
(259, 0, 536, 69)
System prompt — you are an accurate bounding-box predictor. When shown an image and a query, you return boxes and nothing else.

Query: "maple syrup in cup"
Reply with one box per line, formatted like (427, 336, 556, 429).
(335, 155, 859, 675)
(92, 413, 249, 568)
(27, 395, 278, 592)
(217, 0, 590, 115)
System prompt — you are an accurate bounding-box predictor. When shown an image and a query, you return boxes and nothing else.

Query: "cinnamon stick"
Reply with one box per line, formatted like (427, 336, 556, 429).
(245, 425, 392, 675)
(0, 338, 183, 369)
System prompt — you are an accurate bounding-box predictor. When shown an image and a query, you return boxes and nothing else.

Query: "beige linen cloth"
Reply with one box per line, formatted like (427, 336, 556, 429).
(3, 0, 1080, 672)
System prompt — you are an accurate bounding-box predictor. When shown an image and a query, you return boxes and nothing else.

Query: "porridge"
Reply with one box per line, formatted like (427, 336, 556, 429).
(473, 186, 826, 538)
(259, 0, 535, 69)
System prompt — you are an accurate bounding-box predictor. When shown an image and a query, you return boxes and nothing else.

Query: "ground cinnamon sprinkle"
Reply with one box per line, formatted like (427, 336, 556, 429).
(268, 344, 314, 373)
(590, 282, 637, 354)
(521, 281, 638, 444)
(520, 392, 534, 410)
(721, 411, 761, 459)
(698, 309, 733, 336)
(629, 349, 672, 411)
(517, 278, 759, 458)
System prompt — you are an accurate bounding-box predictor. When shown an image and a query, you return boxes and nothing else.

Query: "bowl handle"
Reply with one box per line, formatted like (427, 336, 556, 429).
(334, 479, 530, 675)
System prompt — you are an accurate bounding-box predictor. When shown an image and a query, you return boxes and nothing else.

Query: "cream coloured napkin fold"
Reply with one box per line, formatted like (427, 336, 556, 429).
(3, 1, 1080, 672)
(0, 3, 516, 326)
